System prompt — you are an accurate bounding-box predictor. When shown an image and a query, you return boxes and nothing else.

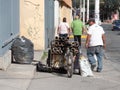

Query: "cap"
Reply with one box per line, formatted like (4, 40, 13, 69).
(87, 18, 95, 24)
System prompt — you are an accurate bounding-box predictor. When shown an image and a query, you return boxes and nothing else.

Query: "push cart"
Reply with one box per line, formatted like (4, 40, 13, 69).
(47, 36, 79, 78)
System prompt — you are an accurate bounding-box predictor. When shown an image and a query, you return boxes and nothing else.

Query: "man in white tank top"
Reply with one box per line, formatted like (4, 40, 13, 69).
(57, 17, 70, 38)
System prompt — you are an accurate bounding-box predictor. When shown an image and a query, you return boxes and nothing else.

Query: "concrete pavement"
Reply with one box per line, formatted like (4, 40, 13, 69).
(27, 49, 120, 90)
(0, 51, 43, 90)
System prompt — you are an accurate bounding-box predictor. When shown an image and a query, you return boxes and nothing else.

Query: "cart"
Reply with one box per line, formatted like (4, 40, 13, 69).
(47, 36, 79, 78)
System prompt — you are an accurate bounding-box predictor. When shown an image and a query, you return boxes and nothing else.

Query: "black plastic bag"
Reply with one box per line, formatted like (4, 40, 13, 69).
(11, 36, 34, 64)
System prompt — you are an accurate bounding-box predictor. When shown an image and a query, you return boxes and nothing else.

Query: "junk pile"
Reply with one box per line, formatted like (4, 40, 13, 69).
(37, 36, 80, 78)
(46, 36, 79, 68)
(11, 36, 34, 64)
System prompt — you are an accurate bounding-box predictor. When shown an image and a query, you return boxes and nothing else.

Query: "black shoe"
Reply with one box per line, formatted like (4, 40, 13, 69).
(96, 69, 102, 72)
(91, 64, 96, 71)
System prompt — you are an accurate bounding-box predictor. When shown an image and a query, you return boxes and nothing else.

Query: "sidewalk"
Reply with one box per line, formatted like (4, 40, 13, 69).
(0, 51, 43, 90)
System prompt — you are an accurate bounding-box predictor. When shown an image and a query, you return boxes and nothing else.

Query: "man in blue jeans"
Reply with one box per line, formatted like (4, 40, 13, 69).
(85, 18, 106, 72)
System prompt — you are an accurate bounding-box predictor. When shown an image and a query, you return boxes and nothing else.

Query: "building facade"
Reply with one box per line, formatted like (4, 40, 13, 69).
(59, 0, 72, 24)
(20, 0, 72, 50)
(20, 0, 45, 50)
(0, 0, 72, 70)
(54, 0, 72, 36)
(0, 0, 19, 70)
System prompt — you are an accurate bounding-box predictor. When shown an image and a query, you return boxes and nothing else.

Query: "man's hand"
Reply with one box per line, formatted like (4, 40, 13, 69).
(85, 43, 89, 48)
(102, 34, 106, 49)
(103, 44, 106, 49)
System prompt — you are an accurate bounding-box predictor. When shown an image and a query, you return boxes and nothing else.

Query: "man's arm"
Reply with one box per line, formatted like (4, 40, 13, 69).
(71, 21, 74, 33)
(67, 28, 71, 36)
(57, 27, 60, 35)
(85, 34, 91, 48)
(82, 26, 87, 34)
(102, 34, 106, 49)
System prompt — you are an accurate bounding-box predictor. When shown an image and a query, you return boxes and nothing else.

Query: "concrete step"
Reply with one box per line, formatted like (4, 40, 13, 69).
(0, 63, 36, 90)
(7, 63, 36, 77)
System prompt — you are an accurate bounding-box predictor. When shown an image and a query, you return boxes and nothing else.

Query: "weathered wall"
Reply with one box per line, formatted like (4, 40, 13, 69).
(62, 0, 72, 8)
(20, 0, 45, 50)
(60, 5, 72, 25)
(60, 0, 72, 25)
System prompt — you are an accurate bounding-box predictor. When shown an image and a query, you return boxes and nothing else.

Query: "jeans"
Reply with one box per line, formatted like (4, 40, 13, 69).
(87, 46, 103, 71)
(59, 34, 68, 38)
(74, 35, 81, 46)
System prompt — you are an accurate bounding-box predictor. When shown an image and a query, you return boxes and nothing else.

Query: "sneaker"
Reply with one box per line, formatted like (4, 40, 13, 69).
(91, 64, 96, 71)
(74, 69, 79, 74)
(96, 69, 102, 72)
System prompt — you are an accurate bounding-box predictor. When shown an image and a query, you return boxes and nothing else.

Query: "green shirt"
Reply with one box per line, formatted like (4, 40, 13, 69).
(71, 20, 84, 35)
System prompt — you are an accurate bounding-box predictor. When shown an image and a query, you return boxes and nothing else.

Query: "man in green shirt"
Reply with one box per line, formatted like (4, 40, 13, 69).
(71, 15, 84, 47)
(71, 15, 85, 73)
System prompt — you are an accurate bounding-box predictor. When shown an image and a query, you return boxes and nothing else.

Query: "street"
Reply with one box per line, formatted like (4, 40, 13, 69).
(27, 24, 120, 90)
(102, 24, 120, 71)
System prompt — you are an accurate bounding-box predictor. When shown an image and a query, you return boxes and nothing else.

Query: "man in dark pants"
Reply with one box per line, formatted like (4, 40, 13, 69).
(71, 15, 85, 73)
(71, 15, 85, 54)
(85, 18, 106, 72)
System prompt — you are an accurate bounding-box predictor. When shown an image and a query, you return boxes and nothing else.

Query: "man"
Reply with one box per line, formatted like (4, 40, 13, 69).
(71, 15, 85, 73)
(85, 18, 106, 72)
(57, 17, 70, 38)
(71, 15, 84, 48)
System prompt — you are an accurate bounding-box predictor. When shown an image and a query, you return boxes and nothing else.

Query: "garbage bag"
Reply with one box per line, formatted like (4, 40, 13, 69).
(79, 55, 94, 77)
(11, 36, 34, 64)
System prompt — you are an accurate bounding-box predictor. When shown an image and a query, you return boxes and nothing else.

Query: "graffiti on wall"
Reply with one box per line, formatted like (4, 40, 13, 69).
(24, 0, 42, 40)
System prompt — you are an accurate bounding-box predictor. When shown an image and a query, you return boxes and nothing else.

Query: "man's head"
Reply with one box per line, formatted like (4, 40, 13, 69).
(63, 17, 67, 22)
(88, 18, 95, 26)
(74, 15, 79, 20)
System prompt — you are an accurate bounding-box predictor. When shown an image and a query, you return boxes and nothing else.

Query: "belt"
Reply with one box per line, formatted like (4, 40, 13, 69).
(90, 45, 103, 48)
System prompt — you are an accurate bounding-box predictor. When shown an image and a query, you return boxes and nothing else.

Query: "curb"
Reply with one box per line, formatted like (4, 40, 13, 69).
(69, 35, 87, 39)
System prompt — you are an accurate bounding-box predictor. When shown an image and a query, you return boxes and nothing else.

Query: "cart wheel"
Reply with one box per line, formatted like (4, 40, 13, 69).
(48, 67, 53, 73)
(67, 52, 73, 78)
(47, 49, 52, 67)
(78, 68, 81, 75)
(36, 63, 39, 71)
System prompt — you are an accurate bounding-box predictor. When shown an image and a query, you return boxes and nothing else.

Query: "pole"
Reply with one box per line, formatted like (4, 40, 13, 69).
(83, 0, 85, 23)
(87, 0, 89, 21)
(95, 0, 100, 24)
(54, 0, 59, 36)
(80, 0, 82, 19)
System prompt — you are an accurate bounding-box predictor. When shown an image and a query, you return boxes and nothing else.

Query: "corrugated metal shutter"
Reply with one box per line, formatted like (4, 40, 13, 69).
(0, 0, 19, 56)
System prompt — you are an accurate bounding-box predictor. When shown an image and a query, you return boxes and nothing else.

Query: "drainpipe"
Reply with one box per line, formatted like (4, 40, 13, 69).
(80, 0, 82, 18)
